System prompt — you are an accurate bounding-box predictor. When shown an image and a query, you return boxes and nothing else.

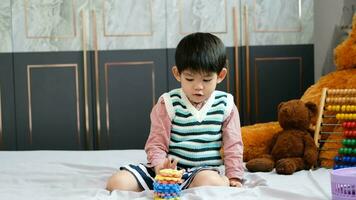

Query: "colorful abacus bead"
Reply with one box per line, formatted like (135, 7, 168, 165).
(337, 113, 356, 120)
(327, 105, 340, 112)
(331, 104, 356, 112)
(342, 121, 356, 128)
(344, 130, 356, 138)
(342, 139, 356, 146)
(334, 156, 356, 163)
(339, 148, 356, 155)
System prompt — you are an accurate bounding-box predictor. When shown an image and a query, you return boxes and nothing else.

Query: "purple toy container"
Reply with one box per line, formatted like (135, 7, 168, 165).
(331, 167, 356, 200)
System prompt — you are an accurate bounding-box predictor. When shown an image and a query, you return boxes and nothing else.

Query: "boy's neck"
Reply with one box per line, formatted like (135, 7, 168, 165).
(189, 100, 207, 110)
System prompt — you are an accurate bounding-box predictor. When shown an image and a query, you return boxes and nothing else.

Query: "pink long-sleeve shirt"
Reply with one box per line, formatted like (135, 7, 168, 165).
(144, 96, 244, 180)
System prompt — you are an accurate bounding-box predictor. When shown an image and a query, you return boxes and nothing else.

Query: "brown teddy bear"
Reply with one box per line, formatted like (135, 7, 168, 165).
(242, 14, 356, 168)
(245, 99, 319, 174)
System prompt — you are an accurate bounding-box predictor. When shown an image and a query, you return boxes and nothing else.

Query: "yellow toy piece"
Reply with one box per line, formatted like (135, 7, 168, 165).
(155, 175, 181, 182)
(158, 169, 184, 178)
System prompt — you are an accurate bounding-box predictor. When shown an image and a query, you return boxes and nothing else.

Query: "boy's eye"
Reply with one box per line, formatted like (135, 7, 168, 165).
(203, 79, 212, 82)
(185, 78, 193, 82)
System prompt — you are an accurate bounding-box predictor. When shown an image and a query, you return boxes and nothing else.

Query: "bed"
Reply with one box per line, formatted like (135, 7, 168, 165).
(0, 150, 331, 200)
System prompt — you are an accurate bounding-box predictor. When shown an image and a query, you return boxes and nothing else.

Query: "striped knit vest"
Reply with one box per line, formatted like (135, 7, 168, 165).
(162, 88, 234, 169)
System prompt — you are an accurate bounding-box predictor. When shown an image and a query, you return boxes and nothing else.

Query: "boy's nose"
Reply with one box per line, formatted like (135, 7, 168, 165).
(194, 82, 204, 90)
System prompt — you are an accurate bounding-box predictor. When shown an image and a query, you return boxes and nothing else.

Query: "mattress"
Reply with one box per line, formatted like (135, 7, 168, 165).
(0, 150, 332, 200)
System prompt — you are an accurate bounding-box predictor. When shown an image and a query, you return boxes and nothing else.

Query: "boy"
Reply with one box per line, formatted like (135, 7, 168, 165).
(107, 32, 244, 192)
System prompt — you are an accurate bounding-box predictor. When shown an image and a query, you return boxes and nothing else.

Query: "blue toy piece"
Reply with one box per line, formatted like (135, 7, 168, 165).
(153, 182, 181, 194)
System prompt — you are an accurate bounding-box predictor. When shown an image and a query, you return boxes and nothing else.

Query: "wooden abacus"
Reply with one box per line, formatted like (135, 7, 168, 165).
(314, 88, 356, 169)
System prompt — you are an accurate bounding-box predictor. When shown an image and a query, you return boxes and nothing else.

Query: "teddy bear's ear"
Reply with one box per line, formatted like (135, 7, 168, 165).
(305, 101, 318, 116)
(277, 102, 285, 111)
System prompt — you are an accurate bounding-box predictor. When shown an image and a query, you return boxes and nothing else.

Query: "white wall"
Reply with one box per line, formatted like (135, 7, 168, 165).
(314, 0, 355, 81)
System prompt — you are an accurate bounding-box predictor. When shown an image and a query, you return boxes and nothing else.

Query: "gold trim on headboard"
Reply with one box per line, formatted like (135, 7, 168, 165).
(244, 4, 251, 123)
(81, 10, 90, 148)
(104, 61, 156, 144)
(254, 57, 302, 120)
(233, 6, 240, 110)
(92, 10, 102, 148)
(27, 64, 81, 145)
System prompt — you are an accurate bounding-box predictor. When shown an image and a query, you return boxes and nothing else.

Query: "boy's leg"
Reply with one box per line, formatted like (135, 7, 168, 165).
(107, 164, 155, 192)
(106, 170, 142, 192)
(188, 170, 229, 188)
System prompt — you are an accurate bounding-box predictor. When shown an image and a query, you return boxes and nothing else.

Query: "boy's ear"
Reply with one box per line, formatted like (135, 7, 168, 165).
(172, 66, 181, 82)
(217, 68, 227, 83)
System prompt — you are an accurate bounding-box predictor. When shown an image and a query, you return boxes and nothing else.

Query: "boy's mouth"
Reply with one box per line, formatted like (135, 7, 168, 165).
(193, 94, 204, 100)
(191, 94, 205, 103)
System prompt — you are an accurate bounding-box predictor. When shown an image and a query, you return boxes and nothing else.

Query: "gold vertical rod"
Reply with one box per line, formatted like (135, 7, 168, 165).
(74, 65, 81, 146)
(104, 64, 110, 144)
(244, 5, 251, 123)
(92, 10, 101, 148)
(81, 10, 90, 148)
(27, 67, 33, 144)
(151, 65, 156, 107)
(233, 7, 240, 110)
(314, 88, 328, 148)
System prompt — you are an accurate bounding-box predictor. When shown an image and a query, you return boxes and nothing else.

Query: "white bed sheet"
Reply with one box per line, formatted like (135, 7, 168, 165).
(0, 150, 332, 200)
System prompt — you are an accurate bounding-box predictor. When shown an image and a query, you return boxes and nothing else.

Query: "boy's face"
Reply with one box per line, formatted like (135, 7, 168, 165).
(172, 66, 227, 104)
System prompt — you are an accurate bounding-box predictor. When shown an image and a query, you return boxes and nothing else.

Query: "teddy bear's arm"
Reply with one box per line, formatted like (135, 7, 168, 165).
(303, 135, 318, 168)
(268, 132, 279, 153)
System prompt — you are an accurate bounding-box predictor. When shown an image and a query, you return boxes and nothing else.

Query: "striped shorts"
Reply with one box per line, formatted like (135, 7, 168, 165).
(120, 164, 223, 190)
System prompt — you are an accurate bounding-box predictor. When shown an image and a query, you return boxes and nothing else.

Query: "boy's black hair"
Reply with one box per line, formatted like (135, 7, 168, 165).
(175, 32, 227, 74)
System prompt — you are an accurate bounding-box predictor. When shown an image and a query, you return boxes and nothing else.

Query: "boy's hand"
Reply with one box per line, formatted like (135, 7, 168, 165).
(154, 157, 178, 174)
(229, 178, 242, 187)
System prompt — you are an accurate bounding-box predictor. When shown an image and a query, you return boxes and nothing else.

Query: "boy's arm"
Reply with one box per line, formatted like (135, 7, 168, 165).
(144, 98, 172, 167)
(222, 105, 244, 180)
